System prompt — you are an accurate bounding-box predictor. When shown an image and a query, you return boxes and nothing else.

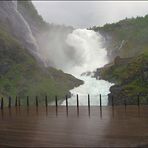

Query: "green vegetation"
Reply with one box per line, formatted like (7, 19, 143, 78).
(17, 1, 48, 30)
(92, 16, 148, 104)
(91, 15, 148, 58)
(0, 26, 82, 105)
(0, 1, 82, 106)
(99, 50, 148, 103)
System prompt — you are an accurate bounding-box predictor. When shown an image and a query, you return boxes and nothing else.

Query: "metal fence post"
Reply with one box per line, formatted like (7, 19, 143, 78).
(27, 96, 29, 107)
(15, 96, 18, 107)
(45, 96, 48, 108)
(99, 94, 102, 118)
(36, 96, 38, 107)
(1, 97, 3, 110)
(77, 94, 79, 116)
(55, 96, 58, 108)
(88, 94, 90, 116)
(65, 95, 68, 116)
(8, 96, 11, 108)
(88, 94, 90, 108)
(137, 94, 140, 106)
(55, 96, 58, 116)
(100, 94, 102, 108)
(77, 94, 79, 109)
(66, 95, 68, 109)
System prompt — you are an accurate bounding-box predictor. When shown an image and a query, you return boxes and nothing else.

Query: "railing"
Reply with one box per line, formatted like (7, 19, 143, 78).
(1, 94, 148, 110)
(0, 94, 147, 118)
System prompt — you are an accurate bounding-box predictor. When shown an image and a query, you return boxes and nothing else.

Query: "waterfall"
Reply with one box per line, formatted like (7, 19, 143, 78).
(59, 29, 114, 106)
(0, 1, 45, 65)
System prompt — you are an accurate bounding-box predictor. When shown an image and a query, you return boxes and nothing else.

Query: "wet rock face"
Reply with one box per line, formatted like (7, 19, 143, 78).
(0, 1, 38, 53)
(108, 85, 135, 105)
(0, 1, 46, 66)
(108, 85, 123, 105)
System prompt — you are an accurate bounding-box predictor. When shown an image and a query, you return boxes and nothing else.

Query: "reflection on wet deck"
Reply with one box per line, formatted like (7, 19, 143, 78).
(0, 106, 148, 147)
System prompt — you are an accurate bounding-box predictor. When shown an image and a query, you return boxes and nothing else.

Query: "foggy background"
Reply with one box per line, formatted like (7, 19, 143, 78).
(33, 1, 148, 28)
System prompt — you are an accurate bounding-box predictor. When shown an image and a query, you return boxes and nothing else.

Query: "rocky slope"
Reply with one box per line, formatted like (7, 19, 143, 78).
(94, 54, 148, 105)
(92, 16, 148, 60)
(0, 1, 83, 105)
(17, 1, 75, 68)
(0, 1, 40, 55)
(92, 16, 148, 105)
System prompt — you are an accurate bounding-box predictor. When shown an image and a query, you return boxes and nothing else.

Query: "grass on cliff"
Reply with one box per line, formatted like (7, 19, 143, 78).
(92, 15, 148, 58)
(91, 15, 148, 103)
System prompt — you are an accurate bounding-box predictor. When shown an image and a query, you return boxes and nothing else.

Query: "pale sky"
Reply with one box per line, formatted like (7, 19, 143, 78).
(33, 1, 148, 28)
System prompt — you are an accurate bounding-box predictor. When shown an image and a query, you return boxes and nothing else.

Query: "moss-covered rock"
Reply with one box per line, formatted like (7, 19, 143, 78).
(91, 15, 148, 105)
(94, 51, 148, 105)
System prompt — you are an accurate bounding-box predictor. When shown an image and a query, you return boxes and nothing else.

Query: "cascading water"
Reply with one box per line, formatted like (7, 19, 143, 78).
(0, 1, 45, 65)
(0, 1, 113, 106)
(61, 29, 114, 106)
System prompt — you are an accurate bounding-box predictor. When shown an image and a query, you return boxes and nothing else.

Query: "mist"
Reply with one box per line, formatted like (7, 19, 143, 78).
(36, 27, 108, 76)
(60, 29, 113, 106)
(36, 26, 78, 70)
(32, 1, 148, 72)
(65, 29, 108, 75)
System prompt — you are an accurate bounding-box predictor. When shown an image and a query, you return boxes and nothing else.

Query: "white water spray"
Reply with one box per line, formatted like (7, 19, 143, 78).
(61, 29, 114, 106)
(64, 29, 108, 75)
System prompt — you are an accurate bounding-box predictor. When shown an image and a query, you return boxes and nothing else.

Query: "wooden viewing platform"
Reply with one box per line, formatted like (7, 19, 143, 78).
(0, 105, 148, 147)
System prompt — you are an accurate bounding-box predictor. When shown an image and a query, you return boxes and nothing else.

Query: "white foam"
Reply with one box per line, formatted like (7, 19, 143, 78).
(61, 29, 114, 106)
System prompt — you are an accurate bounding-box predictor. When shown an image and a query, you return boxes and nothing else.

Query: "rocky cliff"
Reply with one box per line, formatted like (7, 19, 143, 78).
(17, 1, 74, 68)
(0, 1, 83, 105)
(0, 1, 39, 54)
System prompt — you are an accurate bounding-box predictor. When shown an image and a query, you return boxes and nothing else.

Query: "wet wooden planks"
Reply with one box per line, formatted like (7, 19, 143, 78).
(0, 106, 147, 147)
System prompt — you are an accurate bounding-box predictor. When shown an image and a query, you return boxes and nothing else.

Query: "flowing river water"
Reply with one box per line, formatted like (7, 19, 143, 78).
(61, 29, 114, 106)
